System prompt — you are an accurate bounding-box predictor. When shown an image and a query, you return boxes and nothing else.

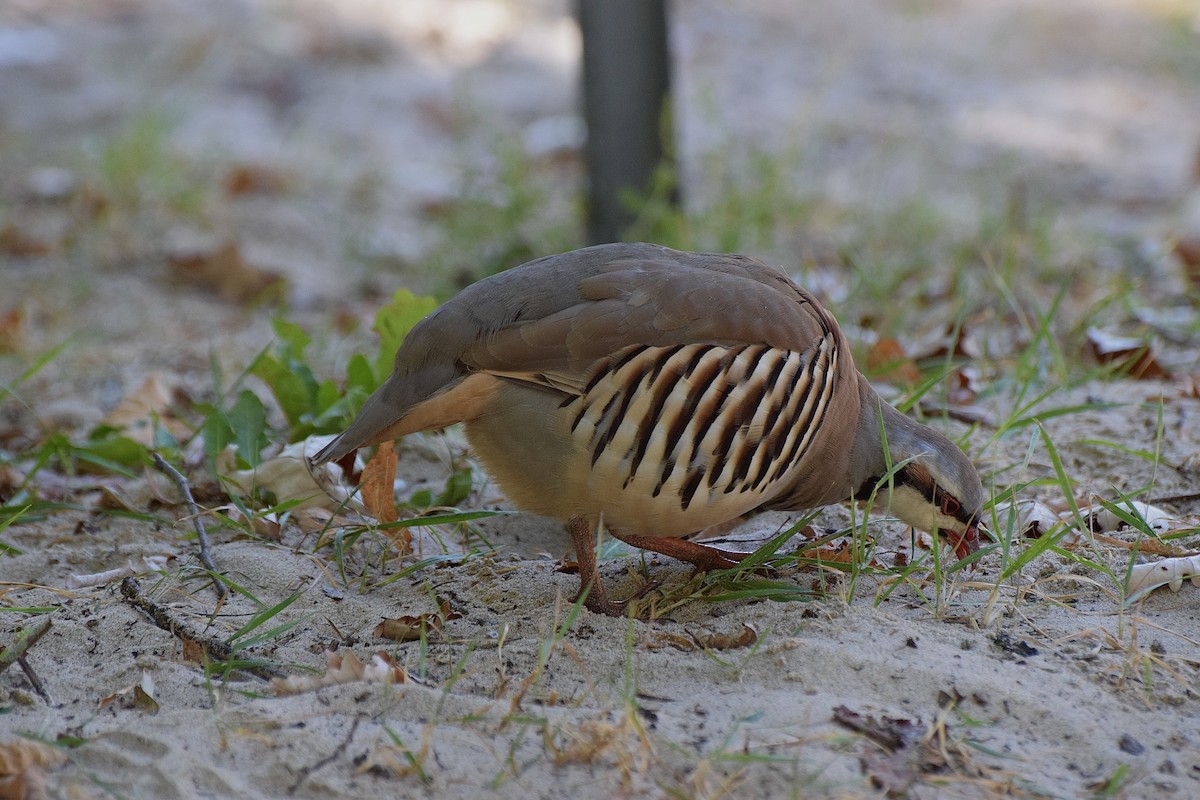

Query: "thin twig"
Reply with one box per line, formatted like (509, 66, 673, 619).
(153, 452, 226, 601)
(287, 715, 363, 795)
(19, 658, 50, 702)
(0, 616, 52, 674)
(1, 617, 54, 703)
(120, 577, 283, 680)
(1150, 491, 1200, 506)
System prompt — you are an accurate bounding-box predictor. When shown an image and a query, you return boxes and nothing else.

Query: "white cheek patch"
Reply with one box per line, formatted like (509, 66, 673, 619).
(880, 485, 959, 533)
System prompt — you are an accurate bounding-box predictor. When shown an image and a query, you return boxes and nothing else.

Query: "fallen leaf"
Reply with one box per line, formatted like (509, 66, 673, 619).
(866, 338, 921, 386)
(946, 366, 981, 406)
(375, 614, 441, 642)
(104, 374, 191, 446)
(908, 320, 981, 362)
(1085, 327, 1169, 380)
(641, 632, 697, 652)
(993, 499, 1067, 539)
(224, 163, 292, 196)
(0, 739, 65, 800)
(271, 650, 408, 695)
(1176, 237, 1200, 287)
(181, 637, 205, 664)
(805, 542, 856, 565)
(832, 705, 925, 797)
(134, 672, 159, 713)
(1126, 555, 1200, 603)
(220, 505, 282, 541)
(689, 623, 758, 651)
(97, 472, 178, 512)
(0, 307, 24, 354)
(361, 445, 399, 524)
(833, 705, 921, 751)
(1083, 499, 1184, 534)
(220, 436, 364, 512)
(294, 507, 336, 534)
(97, 671, 161, 713)
(0, 223, 54, 257)
(167, 240, 287, 305)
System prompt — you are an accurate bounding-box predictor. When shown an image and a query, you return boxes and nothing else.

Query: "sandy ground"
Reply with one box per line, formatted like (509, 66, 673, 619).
(3, 1, 1200, 798)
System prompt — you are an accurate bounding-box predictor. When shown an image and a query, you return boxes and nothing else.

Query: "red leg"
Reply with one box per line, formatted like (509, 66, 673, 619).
(608, 532, 748, 572)
(567, 516, 626, 616)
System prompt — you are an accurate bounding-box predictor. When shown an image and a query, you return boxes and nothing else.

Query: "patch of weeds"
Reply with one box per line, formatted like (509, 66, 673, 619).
(623, 144, 812, 257)
(422, 119, 581, 292)
(1089, 763, 1134, 799)
(634, 515, 824, 619)
(189, 286, 437, 476)
(0, 336, 73, 408)
(71, 113, 210, 260)
(659, 709, 812, 800)
(371, 723, 434, 784)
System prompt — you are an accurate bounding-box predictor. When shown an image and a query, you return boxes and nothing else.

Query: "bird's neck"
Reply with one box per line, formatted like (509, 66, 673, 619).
(846, 377, 923, 498)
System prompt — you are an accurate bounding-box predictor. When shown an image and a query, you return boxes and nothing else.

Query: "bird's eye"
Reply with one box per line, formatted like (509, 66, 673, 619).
(940, 495, 961, 516)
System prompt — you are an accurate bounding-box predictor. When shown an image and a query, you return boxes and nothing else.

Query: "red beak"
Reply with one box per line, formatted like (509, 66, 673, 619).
(940, 519, 981, 560)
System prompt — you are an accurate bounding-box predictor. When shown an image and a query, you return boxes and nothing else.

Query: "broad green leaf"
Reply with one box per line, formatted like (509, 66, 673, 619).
(270, 317, 311, 356)
(346, 352, 376, 395)
(250, 354, 309, 428)
(373, 289, 438, 379)
(435, 467, 474, 507)
(229, 390, 269, 468)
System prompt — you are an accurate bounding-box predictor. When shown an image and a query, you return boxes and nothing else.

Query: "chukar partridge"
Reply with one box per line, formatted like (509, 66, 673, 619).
(313, 243, 984, 615)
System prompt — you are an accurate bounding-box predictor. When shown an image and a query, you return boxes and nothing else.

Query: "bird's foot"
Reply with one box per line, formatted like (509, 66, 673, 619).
(571, 577, 663, 617)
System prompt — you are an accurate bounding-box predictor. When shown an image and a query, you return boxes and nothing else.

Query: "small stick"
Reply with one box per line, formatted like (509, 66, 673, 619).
(287, 715, 362, 795)
(120, 577, 283, 680)
(0, 617, 52, 675)
(1149, 491, 1200, 506)
(153, 453, 226, 601)
(19, 658, 50, 702)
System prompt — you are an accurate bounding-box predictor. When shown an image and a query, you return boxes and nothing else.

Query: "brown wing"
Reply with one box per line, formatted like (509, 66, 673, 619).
(312, 242, 840, 464)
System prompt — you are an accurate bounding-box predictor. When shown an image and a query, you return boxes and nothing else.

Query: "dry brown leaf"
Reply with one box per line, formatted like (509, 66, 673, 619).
(1176, 237, 1200, 287)
(224, 164, 293, 196)
(0, 739, 65, 800)
(104, 374, 190, 446)
(360, 445, 399, 524)
(375, 600, 460, 641)
(133, 672, 159, 713)
(866, 338, 921, 386)
(689, 623, 758, 651)
(220, 505, 282, 541)
(96, 672, 159, 714)
(167, 240, 287, 305)
(0, 224, 54, 257)
(641, 632, 697, 652)
(294, 507, 336, 534)
(375, 614, 441, 642)
(833, 705, 927, 796)
(0, 307, 25, 354)
(946, 366, 980, 405)
(271, 650, 408, 695)
(908, 320, 981, 362)
(181, 637, 205, 664)
(97, 472, 177, 513)
(805, 543, 856, 565)
(1085, 327, 1170, 380)
(221, 437, 363, 512)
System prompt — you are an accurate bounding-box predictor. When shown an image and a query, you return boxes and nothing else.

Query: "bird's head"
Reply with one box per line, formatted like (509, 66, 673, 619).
(854, 400, 985, 560)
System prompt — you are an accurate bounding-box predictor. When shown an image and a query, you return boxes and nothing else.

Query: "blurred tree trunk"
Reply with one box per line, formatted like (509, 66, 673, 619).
(578, 0, 675, 245)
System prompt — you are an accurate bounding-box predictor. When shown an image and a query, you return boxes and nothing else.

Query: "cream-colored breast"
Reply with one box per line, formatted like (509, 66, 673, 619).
(467, 337, 837, 538)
